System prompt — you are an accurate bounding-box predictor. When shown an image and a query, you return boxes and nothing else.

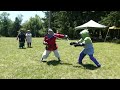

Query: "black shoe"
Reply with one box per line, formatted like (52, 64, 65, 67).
(58, 58, 61, 61)
(40, 58, 43, 62)
(77, 62, 83, 65)
(97, 64, 101, 68)
(58, 59, 63, 63)
(58, 59, 61, 62)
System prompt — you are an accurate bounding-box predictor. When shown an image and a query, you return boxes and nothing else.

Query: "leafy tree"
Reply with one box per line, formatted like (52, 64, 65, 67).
(9, 14, 23, 37)
(22, 14, 43, 37)
(0, 12, 13, 37)
(100, 11, 120, 27)
(43, 11, 111, 39)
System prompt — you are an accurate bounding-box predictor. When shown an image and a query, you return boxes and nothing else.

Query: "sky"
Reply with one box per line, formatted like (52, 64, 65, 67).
(0, 11, 45, 23)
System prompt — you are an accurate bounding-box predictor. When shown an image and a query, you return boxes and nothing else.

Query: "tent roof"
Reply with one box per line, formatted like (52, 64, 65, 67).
(75, 20, 107, 30)
(109, 26, 120, 29)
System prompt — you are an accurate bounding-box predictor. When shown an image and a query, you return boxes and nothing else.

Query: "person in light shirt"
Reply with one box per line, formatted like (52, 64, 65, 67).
(70, 29, 101, 68)
(26, 30, 32, 48)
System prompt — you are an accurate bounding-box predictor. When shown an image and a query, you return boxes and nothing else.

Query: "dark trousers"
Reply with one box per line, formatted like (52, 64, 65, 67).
(19, 42, 25, 48)
(78, 50, 101, 67)
(27, 42, 31, 47)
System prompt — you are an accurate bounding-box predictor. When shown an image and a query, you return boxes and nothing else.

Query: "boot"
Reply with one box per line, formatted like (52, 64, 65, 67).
(40, 58, 43, 62)
(58, 57, 61, 62)
(97, 64, 101, 68)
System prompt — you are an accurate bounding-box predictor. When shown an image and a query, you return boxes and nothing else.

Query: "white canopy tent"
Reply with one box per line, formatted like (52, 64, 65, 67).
(108, 26, 120, 29)
(75, 20, 107, 41)
(75, 20, 107, 30)
(104, 26, 120, 42)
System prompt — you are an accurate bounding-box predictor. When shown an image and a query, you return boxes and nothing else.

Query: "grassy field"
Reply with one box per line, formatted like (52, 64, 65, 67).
(0, 37, 120, 79)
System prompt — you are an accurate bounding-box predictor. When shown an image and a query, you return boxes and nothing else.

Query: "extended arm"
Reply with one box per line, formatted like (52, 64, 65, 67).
(54, 33, 67, 38)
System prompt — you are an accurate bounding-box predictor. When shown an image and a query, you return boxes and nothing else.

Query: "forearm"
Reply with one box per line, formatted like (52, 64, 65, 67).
(78, 38, 83, 43)
(43, 41, 48, 45)
(54, 33, 65, 38)
(16, 36, 18, 40)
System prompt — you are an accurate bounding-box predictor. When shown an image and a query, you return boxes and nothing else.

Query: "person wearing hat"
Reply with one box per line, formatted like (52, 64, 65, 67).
(40, 28, 68, 62)
(26, 30, 32, 48)
(17, 30, 26, 48)
(70, 29, 101, 67)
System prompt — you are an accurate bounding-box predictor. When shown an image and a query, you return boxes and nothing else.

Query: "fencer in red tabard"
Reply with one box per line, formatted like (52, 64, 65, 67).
(40, 29, 68, 62)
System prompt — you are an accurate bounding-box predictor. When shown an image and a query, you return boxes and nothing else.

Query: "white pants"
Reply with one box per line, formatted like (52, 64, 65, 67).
(42, 49, 60, 59)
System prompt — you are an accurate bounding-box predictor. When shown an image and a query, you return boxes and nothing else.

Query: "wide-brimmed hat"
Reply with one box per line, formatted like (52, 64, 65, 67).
(48, 29, 53, 32)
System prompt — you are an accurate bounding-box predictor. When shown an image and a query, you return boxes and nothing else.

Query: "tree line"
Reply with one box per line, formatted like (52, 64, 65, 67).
(0, 12, 45, 37)
(0, 11, 120, 40)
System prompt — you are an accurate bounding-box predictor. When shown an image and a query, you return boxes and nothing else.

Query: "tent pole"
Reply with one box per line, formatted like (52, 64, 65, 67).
(104, 29, 109, 42)
(48, 11, 51, 29)
(118, 29, 119, 39)
(118, 30, 119, 39)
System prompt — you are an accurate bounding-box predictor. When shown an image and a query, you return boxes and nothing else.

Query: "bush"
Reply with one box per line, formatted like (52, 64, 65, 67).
(116, 40, 120, 44)
(112, 39, 120, 44)
(38, 29, 46, 37)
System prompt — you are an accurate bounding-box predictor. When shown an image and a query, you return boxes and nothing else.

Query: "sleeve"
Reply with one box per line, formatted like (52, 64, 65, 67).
(44, 36, 47, 42)
(54, 33, 65, 38)
(78, 38, 83, 43)
(17, 34, 20, 38)
(24, 34, 26, 38)
(84, 37, 92, 44)
(16, 34, 19, 40)
(43, 36, 48, 45)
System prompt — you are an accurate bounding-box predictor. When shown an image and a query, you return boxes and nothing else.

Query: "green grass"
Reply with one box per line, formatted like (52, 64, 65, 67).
(0, 37, 120, 79)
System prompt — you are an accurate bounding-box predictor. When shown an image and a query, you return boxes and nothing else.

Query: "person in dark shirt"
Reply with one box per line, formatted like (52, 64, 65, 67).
(17, 30, 26, 48)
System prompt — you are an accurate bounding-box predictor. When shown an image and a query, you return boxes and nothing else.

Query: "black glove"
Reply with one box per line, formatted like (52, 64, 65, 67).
(74, 44, 80, 47)
(70, 42, 78, 45)
(74, 43, 85, 47)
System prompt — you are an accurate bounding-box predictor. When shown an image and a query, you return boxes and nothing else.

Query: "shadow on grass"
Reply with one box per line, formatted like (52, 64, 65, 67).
(41, 61, 47, 63)
(73, 63, 99, 70)
(60, 62, 73, 66)
(18, 47, 26, 49)
(27, 47, 33, 48)
(46, 60, 99, 70)
(81, 64, 99, 70)
(47, 60, 73, 66)
(47, 60, 61, 66)
(73, 65, 82, 68)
